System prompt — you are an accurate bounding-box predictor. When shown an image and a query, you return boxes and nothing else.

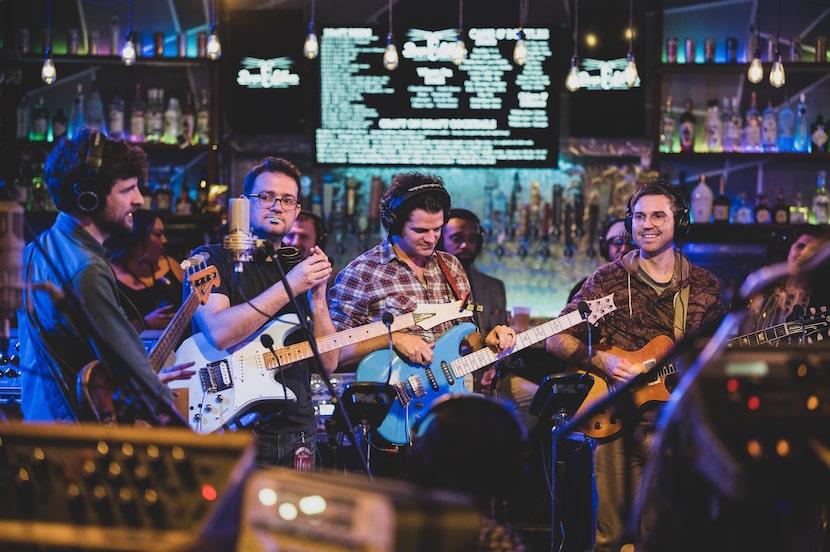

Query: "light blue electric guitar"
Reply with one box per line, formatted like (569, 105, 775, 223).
(356, 294, 617, 445)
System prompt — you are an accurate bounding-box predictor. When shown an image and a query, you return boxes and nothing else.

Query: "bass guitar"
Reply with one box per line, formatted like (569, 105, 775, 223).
(356, 294, 617, 446)
(569, 335, 675, 441)
(727, 308, 829, 349)
(78, 258, 220, 425)
(168, 299, 478, 434)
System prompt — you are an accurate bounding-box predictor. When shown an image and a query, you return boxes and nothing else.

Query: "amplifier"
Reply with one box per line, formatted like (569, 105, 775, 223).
(311, 371, 356, 436)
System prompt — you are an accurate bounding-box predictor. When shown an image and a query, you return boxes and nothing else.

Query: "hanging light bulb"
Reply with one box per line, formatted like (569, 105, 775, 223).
(206, 0, 221, 60)
(121, 0, 136, 65)
(303, 0, 319, 59)
(303, 23, 319, 59)
(566, 57, 580, 91)
(769, 50, 785, 87)
(513, 28, 528, 66)
(383, 33, 399, 70)
(41, 0, 56, 84)
(565, 0, 580, 91)
(624, 53, 639, 87)
(747, 50, 763, 83)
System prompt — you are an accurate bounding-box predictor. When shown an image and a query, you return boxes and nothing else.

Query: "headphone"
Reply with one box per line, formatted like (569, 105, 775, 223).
(73, 131, 106, 214)
(445, 208, 485, 250)
(380, 177, 451, 235)
(624, 180, 691, 244)
(297, 211, 328, 249)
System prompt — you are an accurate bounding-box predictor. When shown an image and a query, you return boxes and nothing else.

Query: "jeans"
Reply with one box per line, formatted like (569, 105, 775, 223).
(254, 423, 319, 469)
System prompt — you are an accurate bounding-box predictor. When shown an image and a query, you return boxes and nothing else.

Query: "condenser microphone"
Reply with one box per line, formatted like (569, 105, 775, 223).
(224, 196, 257, 273)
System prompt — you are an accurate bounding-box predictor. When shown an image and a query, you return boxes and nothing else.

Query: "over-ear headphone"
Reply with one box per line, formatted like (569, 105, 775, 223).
(597, 218, 633, 261)
(624, 180, 691, 244)
(380, 176, 451, 235)
(298, 212, 328, 249)
(73, 131, 106, 214)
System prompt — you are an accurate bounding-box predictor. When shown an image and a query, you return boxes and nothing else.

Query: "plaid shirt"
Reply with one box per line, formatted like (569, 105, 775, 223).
(329, 239, 471, 342)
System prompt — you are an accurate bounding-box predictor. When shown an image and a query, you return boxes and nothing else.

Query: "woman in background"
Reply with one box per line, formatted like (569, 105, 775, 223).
(110, 209, 185, 330)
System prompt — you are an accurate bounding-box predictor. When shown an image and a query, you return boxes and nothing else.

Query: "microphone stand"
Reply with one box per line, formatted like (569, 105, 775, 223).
(268, 247, 372, 479)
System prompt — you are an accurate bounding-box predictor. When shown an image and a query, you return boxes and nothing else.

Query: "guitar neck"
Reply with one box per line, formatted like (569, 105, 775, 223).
(149, 292, 201, 372)
(449, 310, 585, 378)
(728, 321, 800, 349)
(268, 312, 420, 366)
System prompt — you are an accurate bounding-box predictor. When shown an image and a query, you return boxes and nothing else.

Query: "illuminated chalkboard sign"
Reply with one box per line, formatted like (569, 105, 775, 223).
(315, 27, 558, 167)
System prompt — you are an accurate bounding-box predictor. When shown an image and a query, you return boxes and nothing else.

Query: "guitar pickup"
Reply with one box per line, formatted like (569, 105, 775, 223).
(200, 360, 233, 393)
(407, 375, 426, 399)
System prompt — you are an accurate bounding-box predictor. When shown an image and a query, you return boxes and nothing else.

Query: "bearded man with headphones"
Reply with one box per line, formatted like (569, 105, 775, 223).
(20, 128, 193, 423)
(330, 172, 515, 397)
(545, 180, 724, 551)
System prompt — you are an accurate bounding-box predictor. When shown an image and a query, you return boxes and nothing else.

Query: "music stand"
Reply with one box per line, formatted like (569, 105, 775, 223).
(530, 373, 596, 552)
(335, 382, 396, 474)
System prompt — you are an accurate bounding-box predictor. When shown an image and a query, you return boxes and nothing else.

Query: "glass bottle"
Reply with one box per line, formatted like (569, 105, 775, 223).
(68, 84, 84, 139)
(794, 94, 809, 153)
(108, 88, 125, 141)
(162, 96, 181, 145)
(705, 98, 722, 153)
(754, 193, 771, 224)
(52, 107, 68, 141)
(777, 97, 795, 152)
(789, 192, 809, 224)
(813, 170, 829, 224)
(181, 91, 196, 145)
(741, 91, 761, 153)
(690, 175, 713, 223)
(84, 76, 106, 134)
(721, 97, 735, 152)
(761, 100, 778, 152)
(810, 113, 828, 154)
(727, 96, 743, 153)
(195, 89, 210, 144)
(679, 98, 696, 152)
(31, 96, 49, 142)
(175, 179, 196, 215)
(771, 189, 790, 224)
(733, 193, 753, 224)
(129, 83, 145, 143)
(712, 175, 730, 223)
(659, 96, 675, 153)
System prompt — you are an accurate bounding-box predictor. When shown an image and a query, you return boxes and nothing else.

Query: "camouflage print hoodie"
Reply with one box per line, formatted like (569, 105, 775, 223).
(561, 249, 724, 353)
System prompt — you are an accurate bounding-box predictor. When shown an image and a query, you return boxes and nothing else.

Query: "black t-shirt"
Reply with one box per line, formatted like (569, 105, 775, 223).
(189, 244, 315, 433)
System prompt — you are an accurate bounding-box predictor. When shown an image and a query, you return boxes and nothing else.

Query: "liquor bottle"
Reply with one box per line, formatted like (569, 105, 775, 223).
(195, 89, 210, 144)
(690, 175, 713, 223)
(720, 97, 734, 152)
(162, 96, 181, 145)
(727, 96, 743, 153)
(733, 193, 753, 224)
(129, 83, 145, 143)
(84, 77, 106, 133)
(789, 192, 809, 224)
(777, 97, 795, 152)
(741, 91, 761, 153)
(155, 179, 173, 214)
(761, 100, 778, 152)
(145, 88, 162, 143)
(141, 183, 154, 210)
(794, 94, 809, 152)
(810, 113, 828, 154)
(712, 175, 730, 223)
(813, 170, 829, 224)
(754, 193, 771, 224)
(175, 179, 196, 215)
(181, 91, 196, 145)
(679, 98, 696, 152)
(108, 89, 125, 141)
(196, 178, 210, 212)
(771, 189, 790, 224)
(705, 98, 722, 153)
(52, 107, 68, 141)
(68, 83, 84, 139)
(659, 96, 675, 153)
(31, 96, 49, 142)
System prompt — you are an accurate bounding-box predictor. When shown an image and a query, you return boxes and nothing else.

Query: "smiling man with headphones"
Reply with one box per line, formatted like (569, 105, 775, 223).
(20, 128, 192, 424)
(545, 179, 724, 551)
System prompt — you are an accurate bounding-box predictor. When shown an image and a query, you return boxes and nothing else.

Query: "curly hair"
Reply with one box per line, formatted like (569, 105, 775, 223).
(44, 127, 147, 213)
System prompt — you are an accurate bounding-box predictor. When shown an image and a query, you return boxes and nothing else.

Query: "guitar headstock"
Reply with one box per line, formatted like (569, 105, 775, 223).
(410, 299, 476, 330)
(584, 294, 617, 325)
(184, 254, 221, 305)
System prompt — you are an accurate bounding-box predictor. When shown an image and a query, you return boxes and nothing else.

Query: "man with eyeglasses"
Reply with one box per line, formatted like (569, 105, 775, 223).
(545, 180, 723, 551)
(190, 156, 337, 469)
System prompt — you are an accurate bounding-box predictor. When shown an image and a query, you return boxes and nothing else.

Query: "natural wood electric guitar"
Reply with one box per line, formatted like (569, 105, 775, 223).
(78, 261, 219, 425)
(726, 308, 829, 349)
(569, 335, 675, 441)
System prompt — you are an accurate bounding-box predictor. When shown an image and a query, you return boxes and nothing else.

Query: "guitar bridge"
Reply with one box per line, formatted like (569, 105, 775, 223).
(407, 375, 426, 399)
(393, 382, 412, 406)
(200, 359, 234, 393)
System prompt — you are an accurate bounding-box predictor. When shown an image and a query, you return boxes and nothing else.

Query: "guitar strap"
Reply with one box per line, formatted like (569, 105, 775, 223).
(436, 254, 464, 301)
(673, 285, 690, 342)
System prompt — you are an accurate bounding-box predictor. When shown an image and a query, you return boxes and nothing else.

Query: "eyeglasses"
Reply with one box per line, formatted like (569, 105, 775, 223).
(246, 192, 299, 210)
(607, 238, 637, 248)
(631, 212, 673, 227)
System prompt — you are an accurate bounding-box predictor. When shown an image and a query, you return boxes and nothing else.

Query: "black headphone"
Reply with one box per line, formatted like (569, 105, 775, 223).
(380, 177, 451, 235)
(298, 212, 328, 249)
(73, 131, 106, 214)
(624, 180, 691, 244)
(597, 218, 630, 260)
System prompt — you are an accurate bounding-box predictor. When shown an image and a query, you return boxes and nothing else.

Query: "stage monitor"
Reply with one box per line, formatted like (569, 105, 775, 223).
(315, 26, 559, 167)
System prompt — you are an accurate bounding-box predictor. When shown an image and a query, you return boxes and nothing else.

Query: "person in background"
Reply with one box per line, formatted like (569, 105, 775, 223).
(738, 226, 830, 342)
(285, 211, 328, 260)
(545, 180, 723, 550)
(110, 209, 185, 331)
(190, 156, 337, 469)
(20, 128, 193, 424)
(568, 218, 637, 302)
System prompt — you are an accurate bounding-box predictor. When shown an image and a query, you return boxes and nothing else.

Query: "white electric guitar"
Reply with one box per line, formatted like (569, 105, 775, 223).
(168, 299, 477, 433)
